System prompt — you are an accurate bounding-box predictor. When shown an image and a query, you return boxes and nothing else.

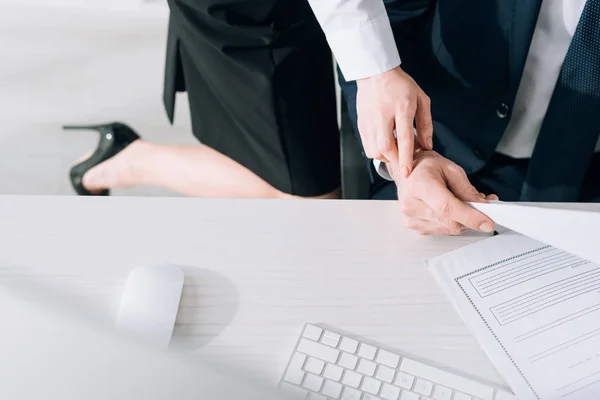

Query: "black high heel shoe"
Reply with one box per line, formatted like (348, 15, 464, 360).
(63, 122, 140, 196)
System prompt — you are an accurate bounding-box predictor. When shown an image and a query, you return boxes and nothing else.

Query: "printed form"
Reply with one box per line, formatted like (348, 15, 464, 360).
(428, 203, 600, 400)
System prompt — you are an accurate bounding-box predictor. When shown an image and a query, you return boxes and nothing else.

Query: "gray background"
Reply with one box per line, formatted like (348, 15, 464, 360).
(1, 1, 195, 196)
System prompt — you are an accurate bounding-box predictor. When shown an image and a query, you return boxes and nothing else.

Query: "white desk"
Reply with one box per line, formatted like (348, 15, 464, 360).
(3, 196, 585, 388)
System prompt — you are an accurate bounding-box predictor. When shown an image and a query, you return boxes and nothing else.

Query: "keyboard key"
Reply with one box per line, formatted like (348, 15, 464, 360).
(363, 395, 382, 400)
(432, 385, 453, 400)
(376, 350, 400, 368)
(357, 359, 377, 376)
(394, 372, 414, 389)
(303, 374, 324, 392)
(280, 382, 308, 399)
(453, 393, 472, 400)
(341, 387, 362, 400)
(399, 390, 419, 400)
(298, 339, 340, 364)
(322, 380, 343, 399)
(342, 370, 363, 388)
(339, 353, 359, 370)
(413, 379, 433, 396)
(321, 331, 341, 347)
(361, 377, 382, 395)
(303, 325, 323, 341)
(399, 358, 494, 400)
(375, 366, 395, 383)
(340, 337, 359, 354)
(380, 383, 400, 400)
(323, 363, 344, 381)
(308, 393, 327, 400)
(304, 357, 325, 375)
(284, 353, 306, 385)
(284, 369, 305, 386)
(358, 343, 377, 360)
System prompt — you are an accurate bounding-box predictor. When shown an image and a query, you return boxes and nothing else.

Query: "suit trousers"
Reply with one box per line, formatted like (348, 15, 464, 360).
(164, 0, 340, 196)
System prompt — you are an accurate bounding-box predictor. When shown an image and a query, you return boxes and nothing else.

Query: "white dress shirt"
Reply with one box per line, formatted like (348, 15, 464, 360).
(306, 0, 400, 81)
(496, 0, 600, 157)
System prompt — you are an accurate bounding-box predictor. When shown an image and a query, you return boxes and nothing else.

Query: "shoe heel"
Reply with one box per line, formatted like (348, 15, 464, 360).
(64, 122, 140, 197)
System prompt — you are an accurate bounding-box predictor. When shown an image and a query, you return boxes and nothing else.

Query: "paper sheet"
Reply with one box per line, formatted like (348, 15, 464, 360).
(429, 206, 600, 400)
(471, 201, 600, 265)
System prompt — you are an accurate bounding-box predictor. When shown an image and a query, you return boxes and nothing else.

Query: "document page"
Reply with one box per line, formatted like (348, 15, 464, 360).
(429, 231, 600, 400)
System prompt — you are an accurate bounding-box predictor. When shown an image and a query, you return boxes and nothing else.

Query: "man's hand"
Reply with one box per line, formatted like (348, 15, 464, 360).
(356, 66, 432, 179)
(388, 150, 498, 236)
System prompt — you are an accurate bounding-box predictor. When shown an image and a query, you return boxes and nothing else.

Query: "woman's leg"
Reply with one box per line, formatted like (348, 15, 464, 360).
(80, 140, 340, 199)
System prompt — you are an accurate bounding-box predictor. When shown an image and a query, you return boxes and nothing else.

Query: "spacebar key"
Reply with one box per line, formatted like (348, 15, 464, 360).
(399, 358, 494, 400)
(297, 339, 340, 364)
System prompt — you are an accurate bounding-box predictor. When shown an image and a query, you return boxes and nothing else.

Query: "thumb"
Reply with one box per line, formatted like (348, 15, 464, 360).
(444, 164, 482, 202)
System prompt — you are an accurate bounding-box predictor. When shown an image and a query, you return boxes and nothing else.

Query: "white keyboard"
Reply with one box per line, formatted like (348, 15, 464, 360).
(280, 324, 516, 400)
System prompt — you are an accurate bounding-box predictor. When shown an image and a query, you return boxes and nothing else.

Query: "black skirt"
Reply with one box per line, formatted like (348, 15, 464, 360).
(163, 0, 340, 197)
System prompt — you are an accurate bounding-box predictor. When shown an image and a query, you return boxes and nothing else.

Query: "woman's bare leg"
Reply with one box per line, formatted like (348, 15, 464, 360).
(80, 140, 340, 199)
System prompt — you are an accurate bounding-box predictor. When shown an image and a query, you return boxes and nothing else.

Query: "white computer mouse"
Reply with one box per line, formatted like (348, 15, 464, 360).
(115, 265, 184, 348)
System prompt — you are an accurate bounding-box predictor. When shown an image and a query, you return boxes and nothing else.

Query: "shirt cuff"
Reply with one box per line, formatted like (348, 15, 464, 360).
(328, 13, 401, 81)
(373, 159, 394, 181)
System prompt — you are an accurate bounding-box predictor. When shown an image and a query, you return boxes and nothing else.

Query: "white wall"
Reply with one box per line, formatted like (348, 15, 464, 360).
(0, 2, 193, 196)
(0, 0, 167, 11)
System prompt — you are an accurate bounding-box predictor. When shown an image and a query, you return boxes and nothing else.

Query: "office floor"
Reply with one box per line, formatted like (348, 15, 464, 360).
(0, 2, 195, 196)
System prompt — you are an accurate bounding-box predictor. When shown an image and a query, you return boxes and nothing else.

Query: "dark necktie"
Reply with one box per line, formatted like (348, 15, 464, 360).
(521, 0, 600, 201)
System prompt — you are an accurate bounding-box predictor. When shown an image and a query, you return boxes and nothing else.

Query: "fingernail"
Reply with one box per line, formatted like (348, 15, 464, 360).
(479, 222, 494, 233)
(478, 192, 486, 198)
(401, 166, 410, 178)
(426, 137, 433, 149)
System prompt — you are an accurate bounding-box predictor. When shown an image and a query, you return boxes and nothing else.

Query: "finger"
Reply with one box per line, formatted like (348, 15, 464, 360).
(398, 192, 431, 218)
(395, 104, 416, 178)
(406, 217, 467, 236)
(421, 212, 467, 234)
(400, 196, 467, 235)
(415, 92, 433, 150)
(418, 203, 468, 235)
(486, 194, 500, 201)
(358, 118, 384, 161)
(444, 163, 482, 202)
(436, 219, 468, 235)
(431, 224, 469, 236)
(404, 217, 435, 235)
(376, 117, 398, 166)
(417, 179, 495, 233)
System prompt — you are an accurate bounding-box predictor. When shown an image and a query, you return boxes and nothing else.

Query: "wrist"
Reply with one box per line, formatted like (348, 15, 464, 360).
(357, 66, 401, 86)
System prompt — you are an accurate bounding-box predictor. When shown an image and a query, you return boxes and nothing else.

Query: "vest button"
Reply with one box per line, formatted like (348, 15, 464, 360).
(496, 103, 510, 119)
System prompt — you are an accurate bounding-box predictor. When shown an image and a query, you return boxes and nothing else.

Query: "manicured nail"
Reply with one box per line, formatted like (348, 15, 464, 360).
(426, 137, 433, 149)
(401, 166, 410, 178)
(479, 222, 494, 233)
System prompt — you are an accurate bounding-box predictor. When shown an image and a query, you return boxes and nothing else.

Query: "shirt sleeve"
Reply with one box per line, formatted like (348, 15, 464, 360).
(372, 159, 394, 181)
(306, 0, 401, 81)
